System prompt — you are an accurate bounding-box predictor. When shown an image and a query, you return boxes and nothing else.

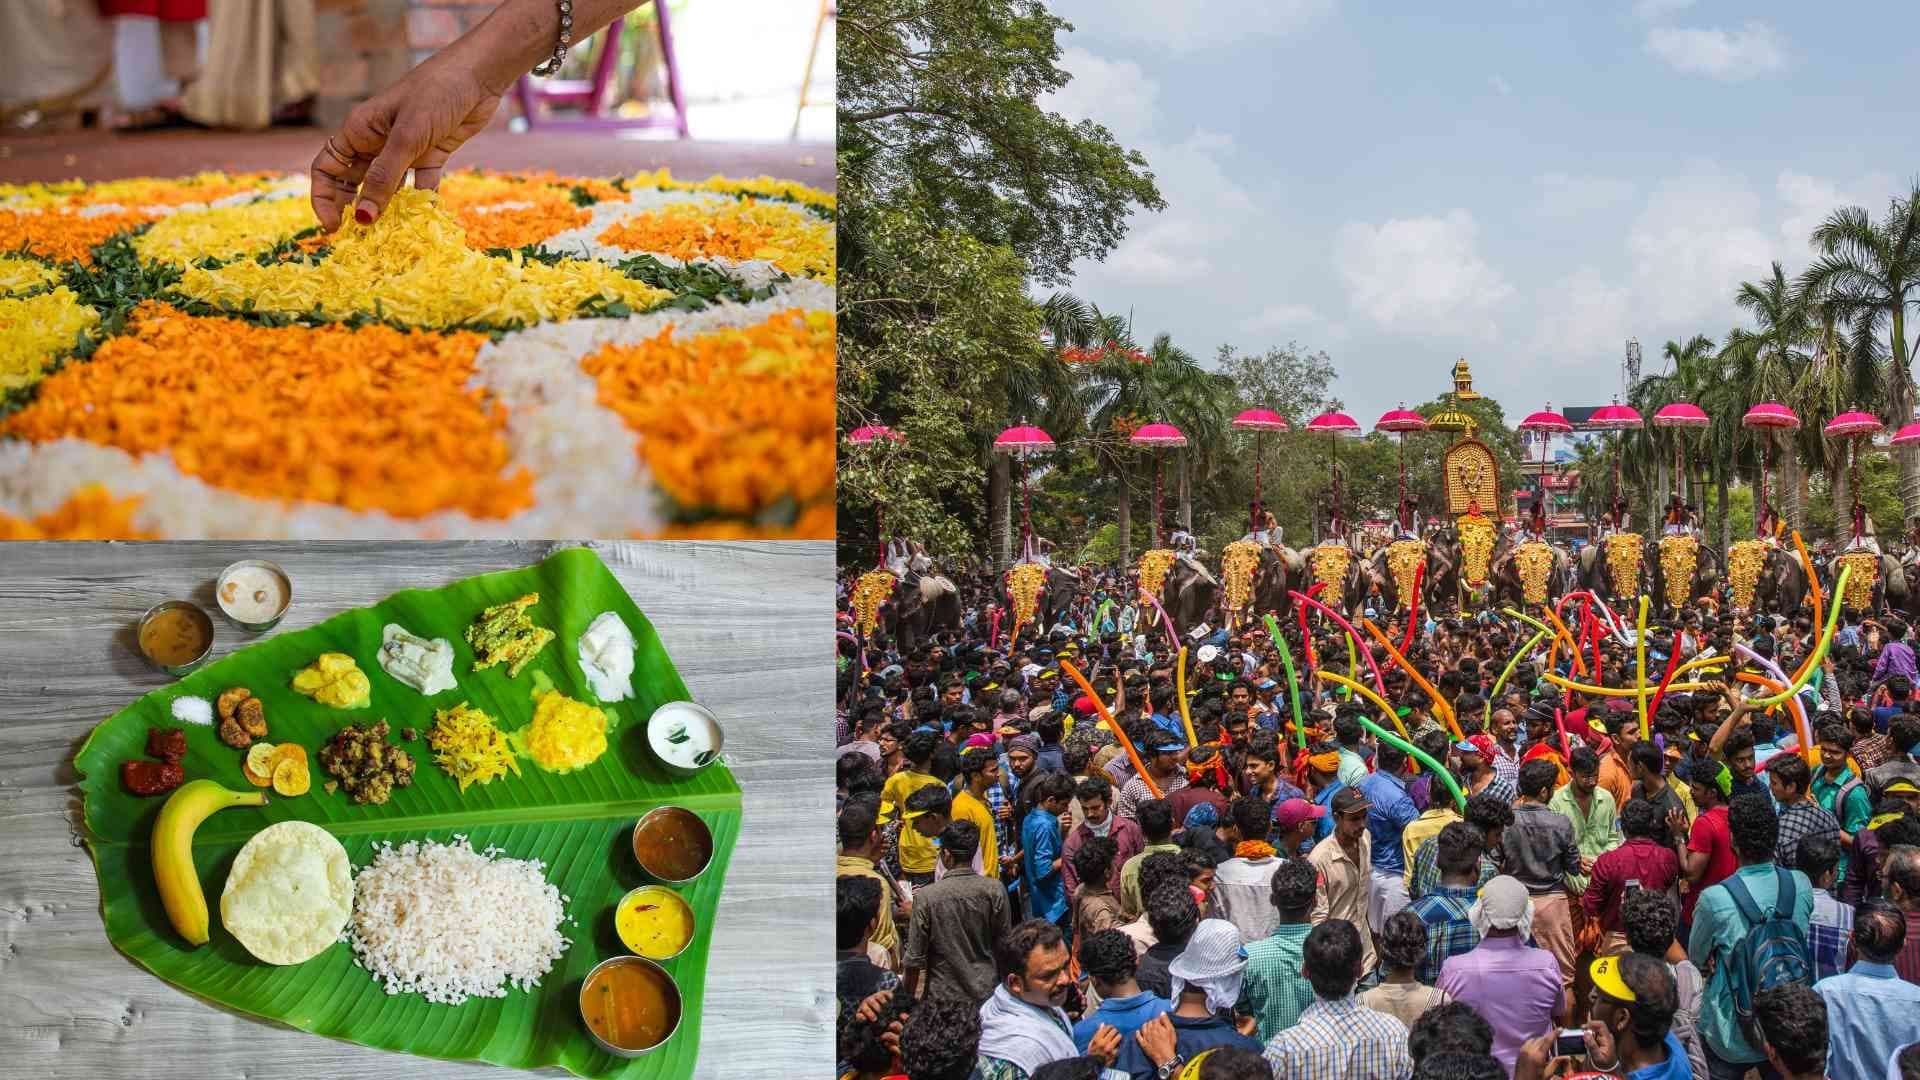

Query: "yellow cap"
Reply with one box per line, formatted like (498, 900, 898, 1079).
(1590, 955, 1636, 1003)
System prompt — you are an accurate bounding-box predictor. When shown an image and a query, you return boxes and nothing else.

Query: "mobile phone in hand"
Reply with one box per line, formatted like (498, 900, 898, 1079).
(1555, 1028, 1586, 1058)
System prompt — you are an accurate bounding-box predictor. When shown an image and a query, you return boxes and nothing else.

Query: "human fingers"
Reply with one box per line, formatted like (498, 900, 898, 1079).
(409, 134, 463, 193)
(309, 124, 375, 233)
(354, 115, 433, 225)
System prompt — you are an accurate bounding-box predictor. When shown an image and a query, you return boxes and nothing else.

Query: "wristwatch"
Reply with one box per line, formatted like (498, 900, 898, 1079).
(1155, 1056, 1184, 1079)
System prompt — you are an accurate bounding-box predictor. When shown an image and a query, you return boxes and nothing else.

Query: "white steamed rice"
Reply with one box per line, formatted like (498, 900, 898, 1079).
(346, 836, 571, 1005)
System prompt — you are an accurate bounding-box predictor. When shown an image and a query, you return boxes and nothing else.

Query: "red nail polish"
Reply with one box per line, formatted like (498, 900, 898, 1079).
(355, 207, 373, 225)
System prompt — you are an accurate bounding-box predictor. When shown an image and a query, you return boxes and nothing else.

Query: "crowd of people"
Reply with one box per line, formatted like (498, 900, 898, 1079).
(836, 559, 1920, 1079)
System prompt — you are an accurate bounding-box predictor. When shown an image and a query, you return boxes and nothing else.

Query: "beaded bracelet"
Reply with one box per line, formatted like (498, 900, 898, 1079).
(530, 0, 575, 77)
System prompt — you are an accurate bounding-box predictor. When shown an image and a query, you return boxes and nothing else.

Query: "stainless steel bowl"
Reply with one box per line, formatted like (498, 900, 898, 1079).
(578, 954, 683, 1058)
(136, 600, 215, 677)
(214, 559, 292, 632)
(644, 700, 724, 777)
(615, 884, 697, 962)
(630, 805, 714, 885)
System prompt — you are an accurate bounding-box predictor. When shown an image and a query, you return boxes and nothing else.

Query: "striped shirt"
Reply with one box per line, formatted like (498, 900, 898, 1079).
(1262, 995, 1413, 1080)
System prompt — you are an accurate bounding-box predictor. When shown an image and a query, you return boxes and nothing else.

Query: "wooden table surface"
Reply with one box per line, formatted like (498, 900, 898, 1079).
(0, 540, 833, 1079)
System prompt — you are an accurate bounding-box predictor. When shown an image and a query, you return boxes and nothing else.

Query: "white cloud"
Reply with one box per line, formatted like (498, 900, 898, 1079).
(1776, 169, 1896, 264)
(1332, 210, 1515, 340)
(1522, 269, 1634, 406)
(1053, 0, 1334, 53)
(1240, 303, 1318, 332)
(1489, 74, 1513, 97)
(1645, 22, 1788, 80)
(1535, 173, 1636, 218)
(1631, 0, 1695, 21)
(1044, 47, 1159, 143)
(1625, 170, 1774, 326)
(1071, 129, 1257, 286)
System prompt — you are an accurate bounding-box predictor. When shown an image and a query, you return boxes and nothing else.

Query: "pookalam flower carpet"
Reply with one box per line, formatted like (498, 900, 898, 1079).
(0, 169, 834, 539)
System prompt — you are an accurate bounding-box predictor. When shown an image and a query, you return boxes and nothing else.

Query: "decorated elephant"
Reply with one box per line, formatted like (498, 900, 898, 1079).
(1647, 534, 1721, 614)
(1303, 541, 1369, 615)
(1162, 554, 1222, 638)
(1252, 543, 1303, 618)
(1369, 539, 1431, 613)
(1824, 550, 1908, 616)
(1578, 533, 1653, 606)
(1490, 538, 1571, 608)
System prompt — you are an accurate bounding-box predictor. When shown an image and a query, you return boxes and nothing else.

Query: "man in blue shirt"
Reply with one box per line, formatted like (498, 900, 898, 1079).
(1814, 900, 1920, 1080)
(1358, 738, 1419, 934)
(1687, 793, 1815, 1074)
(1022, 773, 1075, 930)
(1072, 927, 1170, 1079)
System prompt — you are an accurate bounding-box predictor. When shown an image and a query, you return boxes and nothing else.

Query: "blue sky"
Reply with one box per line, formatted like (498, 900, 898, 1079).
(1041, 0, 1920, 427)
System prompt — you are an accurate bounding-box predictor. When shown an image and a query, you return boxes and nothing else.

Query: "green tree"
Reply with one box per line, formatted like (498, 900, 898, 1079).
(1800, 185, 1920, 518)
(835, 207, 1044, 564)
(838, 0, 1164, 285)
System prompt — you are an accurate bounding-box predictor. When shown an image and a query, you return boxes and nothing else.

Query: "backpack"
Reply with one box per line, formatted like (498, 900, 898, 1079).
(1721, 868, 1812, 1047)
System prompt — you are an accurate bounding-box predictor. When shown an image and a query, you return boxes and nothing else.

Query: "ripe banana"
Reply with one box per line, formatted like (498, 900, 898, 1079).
(152, 779, 268, 946)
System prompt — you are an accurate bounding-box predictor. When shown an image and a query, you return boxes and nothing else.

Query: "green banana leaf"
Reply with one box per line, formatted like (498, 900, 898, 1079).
(73, 547, 739, 1078)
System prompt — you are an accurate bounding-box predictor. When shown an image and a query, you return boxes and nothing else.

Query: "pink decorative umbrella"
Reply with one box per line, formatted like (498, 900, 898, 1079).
(995, 424, 1056, 560)
(1826, 410, 1885, 543)
(1306, 410, 1362, 541)
(1518, 404, 1572, 535)
(846, 424, 903, 445)
(1233, 408, 1289, 533)
(1583, 399, 1643, 530)
(1743, 403, 1799, 537)
(1376, 404, 1429, 534)
(1891, 421, 1920, 446)
(1653, 402, 1710, 514)
(846, 423, 907, 565)
(1131, 422, 1188, 547)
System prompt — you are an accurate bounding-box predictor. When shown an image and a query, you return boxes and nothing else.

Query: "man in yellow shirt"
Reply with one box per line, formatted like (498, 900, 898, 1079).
(952, 746, 1003, 881)
(880, 730, 945, 886)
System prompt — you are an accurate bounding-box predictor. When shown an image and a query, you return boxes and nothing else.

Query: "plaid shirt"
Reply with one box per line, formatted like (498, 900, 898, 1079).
(1852, 732, 1897, 774)
(1262, 995, 1413, 1080)
(1407, 884, 1480, 984)
(1407, 835, 1500, 901)
(1239, 923, 1316, 1043)
(1775, 799, 1840, 873)
(1492, 748, 1521, 798)
(1808, 886, 1854, 983)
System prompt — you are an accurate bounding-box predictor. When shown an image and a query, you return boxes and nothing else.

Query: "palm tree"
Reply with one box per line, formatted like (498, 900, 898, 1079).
(1721, 264, 1811, 528)
(987, 292, 1102, 568)
(1079, 313, 1160, 564)
(1140, 338, 1232, 536)
(1800, 185, 1920, 519)
(1790, 289, 1884, 538)
(1628, 337, 1719, 530)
